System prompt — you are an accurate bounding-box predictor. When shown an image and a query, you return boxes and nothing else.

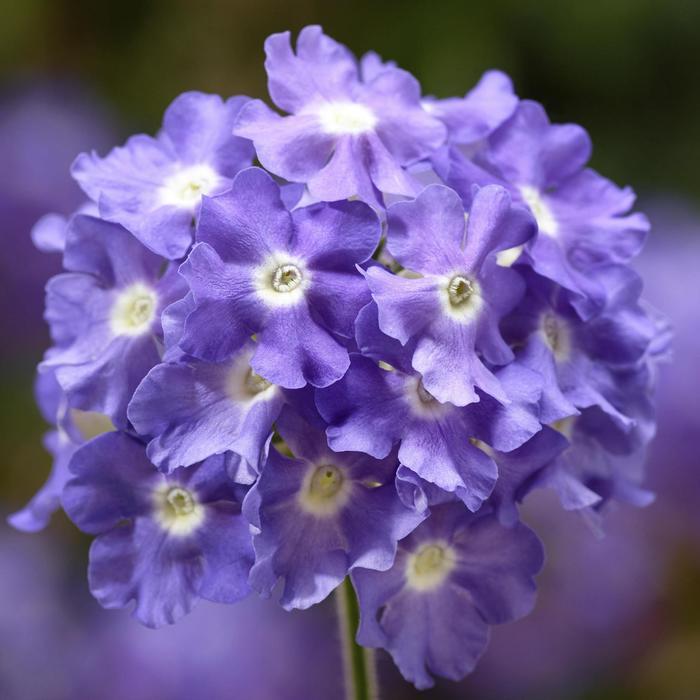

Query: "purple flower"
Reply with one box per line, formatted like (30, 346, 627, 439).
(72, 92, 254, 259)
(40, 214, 186, 425)
(233, 26, 446, 206)
(535, 377, 657, 527)
(504, 265, 657, 426)
(474, 427, 568, 526)
(178, 167, 380, 388)
(365, 183, 535, 405)
(128, 341, 284, 480)
(394, 426, 568, 528)
(501, 264, 661, 522)
(353, 504, 544, 689)
(244, 407, 424, 610)
(424, 69, 518, 147)
(444, 101, 649, 315)
(358, 51, 397, 82)
(30, 201, 97, 254)
(316, 355, 498, 512)
(63, 431, 253, 628)
(527, 330, 660, 527)
(9, 425, 75, 534)
(317, 305, 543, 511)
(8, 369, 114, 532)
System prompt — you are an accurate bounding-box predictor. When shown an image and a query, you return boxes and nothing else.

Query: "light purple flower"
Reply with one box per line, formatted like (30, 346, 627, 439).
(178, 166, 380, 388)
(503, 265, 657, 426)
(233, 25, 446, 206)
(128, 341, 284, 480)
(424, 69, 518, 146)
(8, 369, 113, 532)
(40, 214, 186, 426)
(395, 426, 568, 529)
(501, 264, 661, 524)
(535, 379, 657, 527)
(63, 432, 253, 628)
(444, 101, 649, 316)
(30, 201, 98, 255)
(72, 92, 254, 259)
(528, 344, 659, 530)
(317, 304, 543, 512)
(244, 406, 424, 610)
(353, 504, 543, 689)
(365, 183, 535, 405)
(475, 427, 568, 527)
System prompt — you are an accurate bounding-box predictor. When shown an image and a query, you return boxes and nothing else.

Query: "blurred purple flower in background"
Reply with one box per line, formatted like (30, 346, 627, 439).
(637, 200, 700, 536)
(0, 82, 115, 357)
(0, 532, 341, 700)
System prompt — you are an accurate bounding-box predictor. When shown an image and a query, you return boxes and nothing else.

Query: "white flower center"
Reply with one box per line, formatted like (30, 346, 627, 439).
(439, 273, 483, 324)
(317, 101, 377, 135)
(254, 253, 309, 307)
(519, 185, 558, 238)
(159, 164, 221, 209)
(298, 463, 351, 517)
(540, 312, 571, 361)
(153, 484, 205, 536)
(110, 282, 158, 337)
(406, 541, 456, 592)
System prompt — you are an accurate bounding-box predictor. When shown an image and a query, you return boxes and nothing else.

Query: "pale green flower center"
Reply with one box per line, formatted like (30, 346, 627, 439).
(298, 463, 351, 517)
(447, 275, 475, 307)
(406, 542, 456, 592)
(153, 484, 204, 536)
(110, 283, 158, 337)
(271, 264, 303, 293)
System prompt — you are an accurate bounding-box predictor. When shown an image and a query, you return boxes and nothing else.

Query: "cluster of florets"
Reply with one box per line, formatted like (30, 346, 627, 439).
(12, 26, 665, 689)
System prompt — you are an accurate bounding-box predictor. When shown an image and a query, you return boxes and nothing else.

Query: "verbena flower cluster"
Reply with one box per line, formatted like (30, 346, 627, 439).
(11, 25, 665, 689)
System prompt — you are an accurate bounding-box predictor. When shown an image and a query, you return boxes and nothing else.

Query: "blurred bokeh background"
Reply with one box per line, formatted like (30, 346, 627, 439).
(1, 2, 699, 699)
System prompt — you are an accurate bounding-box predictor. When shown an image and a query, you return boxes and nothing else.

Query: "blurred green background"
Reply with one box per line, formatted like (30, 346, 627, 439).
(1, 2, 699, 699)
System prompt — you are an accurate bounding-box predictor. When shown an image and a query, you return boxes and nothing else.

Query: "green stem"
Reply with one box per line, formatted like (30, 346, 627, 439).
(336, 576, 379, 700)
